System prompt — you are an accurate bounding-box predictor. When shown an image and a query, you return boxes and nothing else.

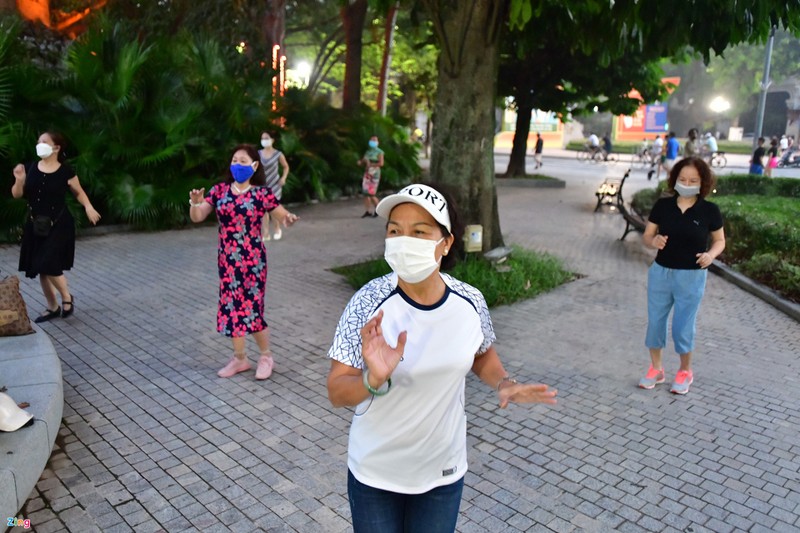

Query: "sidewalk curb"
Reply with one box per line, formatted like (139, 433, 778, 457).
(710, 260, 800, 323)
(496, 177, 566, 188)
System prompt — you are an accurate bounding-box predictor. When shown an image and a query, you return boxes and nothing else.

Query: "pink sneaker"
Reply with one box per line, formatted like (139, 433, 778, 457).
(217, 357, 251, 378)
(638, 365, 665, 389)
(255, 354, 274, 380)
(670, 370, 694, 395)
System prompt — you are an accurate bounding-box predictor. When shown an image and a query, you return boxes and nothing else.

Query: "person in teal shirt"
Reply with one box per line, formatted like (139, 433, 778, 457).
(358, 136, 384, 218)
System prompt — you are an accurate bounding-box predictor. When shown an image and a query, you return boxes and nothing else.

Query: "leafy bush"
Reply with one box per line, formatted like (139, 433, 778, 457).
(714, 175, 800, 197)
(737, 253, 800, 303)
(713, 196, 800, 264)
(331, 246, 575, 308)
(631, 188, 661, 216)
(629, 174, 799, 303)
(0, 14, 421, 239)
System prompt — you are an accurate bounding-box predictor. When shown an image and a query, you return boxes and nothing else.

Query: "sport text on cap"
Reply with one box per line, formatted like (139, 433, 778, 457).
(376, 184, 451, 232)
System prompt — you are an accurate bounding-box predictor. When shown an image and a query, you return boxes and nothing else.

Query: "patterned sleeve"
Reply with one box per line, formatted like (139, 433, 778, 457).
(327, 276, 393, 369)
(444, 275, 496, 355)
(204, 184, 221, 207)
(474, 290, 496, 354)
(257, 186, 281, 212)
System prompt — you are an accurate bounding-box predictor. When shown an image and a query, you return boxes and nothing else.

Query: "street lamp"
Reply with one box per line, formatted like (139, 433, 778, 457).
(708, 96, 730, 114)
(296, 61, 311, 88)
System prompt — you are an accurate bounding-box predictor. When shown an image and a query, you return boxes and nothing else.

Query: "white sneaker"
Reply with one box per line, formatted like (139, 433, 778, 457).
(273, 229, 282, 240)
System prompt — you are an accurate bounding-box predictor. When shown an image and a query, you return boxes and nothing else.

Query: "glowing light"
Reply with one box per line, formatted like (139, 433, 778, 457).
(235, 41, 247, 54)
(709, 96, 731, 113)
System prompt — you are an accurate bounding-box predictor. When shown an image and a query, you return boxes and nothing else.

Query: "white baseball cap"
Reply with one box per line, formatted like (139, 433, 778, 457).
(375, 184, 451, 232)
(0, 392, 33, 432)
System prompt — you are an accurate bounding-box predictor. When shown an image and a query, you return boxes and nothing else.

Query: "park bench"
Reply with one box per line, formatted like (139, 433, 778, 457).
(594, 177, 621, 211)
(614, 170, 647, 240)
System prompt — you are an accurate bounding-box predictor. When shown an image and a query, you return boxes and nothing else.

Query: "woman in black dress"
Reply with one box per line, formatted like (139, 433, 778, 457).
(11, 131, 101, 322)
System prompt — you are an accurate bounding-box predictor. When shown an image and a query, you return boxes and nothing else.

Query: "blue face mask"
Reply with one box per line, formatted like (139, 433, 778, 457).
(230, 164, 255, 183)
(368, 140, 379, 148)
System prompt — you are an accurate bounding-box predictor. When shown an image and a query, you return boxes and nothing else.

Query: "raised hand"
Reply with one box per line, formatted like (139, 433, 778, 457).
(497, 382, 558, 409)
(282, 212, 299, 227)
(360, 309, 406, 384)
(189, 188, 205, 205)
(695, 252, 712, 268)
(13, 164, 26, 181)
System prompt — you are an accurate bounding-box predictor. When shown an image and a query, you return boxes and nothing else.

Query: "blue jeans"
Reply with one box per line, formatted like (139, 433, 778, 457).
(646, 262, 707, 354)
(348, 470, 464, 533)
(749, 163, 764, 175)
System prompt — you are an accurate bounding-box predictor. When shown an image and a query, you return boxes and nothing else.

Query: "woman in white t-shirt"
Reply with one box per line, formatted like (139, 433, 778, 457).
(326, 183, 558, 532)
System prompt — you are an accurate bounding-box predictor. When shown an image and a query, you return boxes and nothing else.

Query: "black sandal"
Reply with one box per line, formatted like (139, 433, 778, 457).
(61, 298, 74, 318)
(34, 307, 61, 323)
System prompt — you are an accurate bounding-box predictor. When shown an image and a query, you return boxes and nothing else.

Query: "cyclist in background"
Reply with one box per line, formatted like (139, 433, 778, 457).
(602, 133, 613, 160)
(704, 132, 718, 158)
(588, 132, 601, 157)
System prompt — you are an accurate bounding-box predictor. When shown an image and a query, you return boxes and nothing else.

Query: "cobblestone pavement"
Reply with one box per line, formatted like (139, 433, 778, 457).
(2, 159, 799, 533)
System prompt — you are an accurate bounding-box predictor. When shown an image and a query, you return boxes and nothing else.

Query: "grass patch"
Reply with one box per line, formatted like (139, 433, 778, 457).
(565, 139, 752, 155)
(331, 245, 576, 308)
(496, 173, 559, 180)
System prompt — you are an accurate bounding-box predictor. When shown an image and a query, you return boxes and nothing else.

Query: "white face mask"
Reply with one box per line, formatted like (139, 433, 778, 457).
(261, 139, 272, 148)
(36, 142, 54, 159)
(384, 236, 444, 284)
(674, 182, 700, 197)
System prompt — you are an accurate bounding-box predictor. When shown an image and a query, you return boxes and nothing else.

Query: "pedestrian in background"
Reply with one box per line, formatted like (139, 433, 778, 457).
(358, 135, 384, 218)
(766, 137, 779, 177)
(602, 132, 613, 160)
(534, 132, 544, 169)
(654, 131, 678, 181)
(639, 157, 725, 395)
(189, 144, 298, 380)
(327, 183, 557, 532)
(684, 128, 699, 157)
(648, 135, 664, 180)
(11, 131, 101, 322)
(258, 131, 290, 241)
(750, 137, 766, 175)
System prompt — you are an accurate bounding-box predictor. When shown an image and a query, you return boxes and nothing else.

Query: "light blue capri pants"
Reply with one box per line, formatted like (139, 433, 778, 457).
(646, 262, 707, 355)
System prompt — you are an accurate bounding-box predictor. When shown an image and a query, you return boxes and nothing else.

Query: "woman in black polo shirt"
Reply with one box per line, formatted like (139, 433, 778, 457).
(638, 157, 725, 395)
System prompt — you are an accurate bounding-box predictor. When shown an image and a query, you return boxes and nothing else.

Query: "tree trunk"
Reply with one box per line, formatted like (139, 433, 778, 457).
(504, 101, 532, 177)
(262, 0, 286, 51)
(341, 0, 368, 112)
(426, 0, 507, 251)
(377, 2, 400, 116)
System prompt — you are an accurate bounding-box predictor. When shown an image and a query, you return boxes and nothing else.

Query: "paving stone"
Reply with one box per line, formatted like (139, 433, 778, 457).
(5, 158, 799, 532)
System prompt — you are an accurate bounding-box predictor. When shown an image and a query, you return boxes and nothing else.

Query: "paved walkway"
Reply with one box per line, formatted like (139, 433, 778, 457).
(1, 158, 799, 533)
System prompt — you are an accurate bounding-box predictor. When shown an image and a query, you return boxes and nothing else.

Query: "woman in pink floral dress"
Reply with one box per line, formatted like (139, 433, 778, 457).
(189, 144, 299, 379)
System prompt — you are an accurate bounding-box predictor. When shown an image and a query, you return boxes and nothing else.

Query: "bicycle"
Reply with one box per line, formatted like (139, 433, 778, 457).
(700, 147, 727, 169)
(577, 144, 603, 163)
(632, 148, 651, 169)
(709, 151, 727, 169)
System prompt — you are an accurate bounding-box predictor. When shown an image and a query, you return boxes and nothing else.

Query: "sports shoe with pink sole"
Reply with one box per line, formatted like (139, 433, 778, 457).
(217, 357, 251, 378)
(638, 366, 665, 389)
(670, 370, 694, 395)
(255, 354, 274, 380)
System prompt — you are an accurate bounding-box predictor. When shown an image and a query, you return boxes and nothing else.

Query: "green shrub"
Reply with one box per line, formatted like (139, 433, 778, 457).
(631, 188, 660, 216)
(714, 175, 800, 197)
(331, 245, 575, 308)
(737, 253, 800, 303)
(626, 175, 799, 303)
(713, 195, 800, 265)
(0, 14, 421, 239)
